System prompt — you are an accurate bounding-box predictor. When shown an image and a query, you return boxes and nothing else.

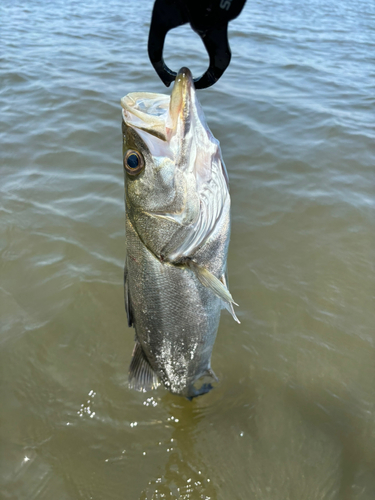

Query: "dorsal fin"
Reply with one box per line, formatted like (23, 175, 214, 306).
(128, 340, 159, 392)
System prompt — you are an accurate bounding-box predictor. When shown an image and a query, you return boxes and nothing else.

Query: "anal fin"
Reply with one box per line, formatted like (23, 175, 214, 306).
(128, 341, 159, 392)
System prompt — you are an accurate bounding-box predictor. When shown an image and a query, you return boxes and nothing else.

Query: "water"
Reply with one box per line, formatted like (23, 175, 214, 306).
(1, 0, 374, 498)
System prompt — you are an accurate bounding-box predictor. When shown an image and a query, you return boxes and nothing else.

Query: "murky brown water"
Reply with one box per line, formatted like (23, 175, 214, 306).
(1, 0, 375, 498)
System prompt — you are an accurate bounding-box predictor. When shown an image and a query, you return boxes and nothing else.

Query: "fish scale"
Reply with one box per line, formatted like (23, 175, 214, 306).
(126, 216, 221, 395)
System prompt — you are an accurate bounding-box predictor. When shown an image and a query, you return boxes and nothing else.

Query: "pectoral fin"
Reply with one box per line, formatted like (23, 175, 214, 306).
(128, 340, 160, 392)
(187, 260, 240, 323)
(220, 272, 240, 324)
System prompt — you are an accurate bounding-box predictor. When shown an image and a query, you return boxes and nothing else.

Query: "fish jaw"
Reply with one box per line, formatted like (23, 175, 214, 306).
(166, 67, 223, 184)
(166, 67, 193, 140)
(160, 69, 230, 262)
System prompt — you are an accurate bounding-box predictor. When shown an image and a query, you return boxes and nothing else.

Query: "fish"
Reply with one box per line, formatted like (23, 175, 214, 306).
(121, 67, 239, 399)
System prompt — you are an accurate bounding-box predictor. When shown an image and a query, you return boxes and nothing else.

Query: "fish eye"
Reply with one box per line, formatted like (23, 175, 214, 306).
(124, 150, 144, 176)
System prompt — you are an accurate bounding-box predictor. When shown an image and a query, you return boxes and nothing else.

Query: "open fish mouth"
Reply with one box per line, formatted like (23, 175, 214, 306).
(121, 67, 195, 143)
(121, 91, 170, 141)
(121, 67, 227, 181)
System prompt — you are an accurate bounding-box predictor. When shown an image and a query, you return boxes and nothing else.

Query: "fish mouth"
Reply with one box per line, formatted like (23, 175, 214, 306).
(166, 67, 193, 136)
(121, 91, 170, 141)
(121, 68, 194, 141)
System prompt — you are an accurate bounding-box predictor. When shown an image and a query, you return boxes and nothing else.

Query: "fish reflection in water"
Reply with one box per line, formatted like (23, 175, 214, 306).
(121, 67, 239, 399)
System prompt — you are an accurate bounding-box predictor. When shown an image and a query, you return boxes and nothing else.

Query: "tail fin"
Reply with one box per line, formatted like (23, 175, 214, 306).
(185, 368, 218, 400)
(186, 383, 214, 401)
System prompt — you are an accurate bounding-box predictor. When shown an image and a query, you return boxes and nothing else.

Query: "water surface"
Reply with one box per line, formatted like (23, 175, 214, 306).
(1, 0, 375, 498)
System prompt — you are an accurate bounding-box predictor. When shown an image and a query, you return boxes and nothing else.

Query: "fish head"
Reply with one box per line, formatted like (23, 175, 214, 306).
(121, 68, 229, 261)
(121, 91, 177, 213)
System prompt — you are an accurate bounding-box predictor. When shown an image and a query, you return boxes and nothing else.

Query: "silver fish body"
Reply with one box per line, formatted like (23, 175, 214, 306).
(121, 68, 238, 398)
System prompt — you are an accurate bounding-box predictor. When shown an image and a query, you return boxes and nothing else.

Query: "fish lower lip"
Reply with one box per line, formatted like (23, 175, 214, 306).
(168, 67, 194, 134)
(177, 67, 193, 80)
(175, 67, 193, 91)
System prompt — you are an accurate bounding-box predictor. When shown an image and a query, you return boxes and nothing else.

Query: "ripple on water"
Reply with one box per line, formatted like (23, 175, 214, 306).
(1, 0, 375, 498)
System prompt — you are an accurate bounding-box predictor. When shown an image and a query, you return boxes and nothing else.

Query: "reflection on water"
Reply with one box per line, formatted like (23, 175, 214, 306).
(140, 398, 219, 500)
(1, 0, 375, 498)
